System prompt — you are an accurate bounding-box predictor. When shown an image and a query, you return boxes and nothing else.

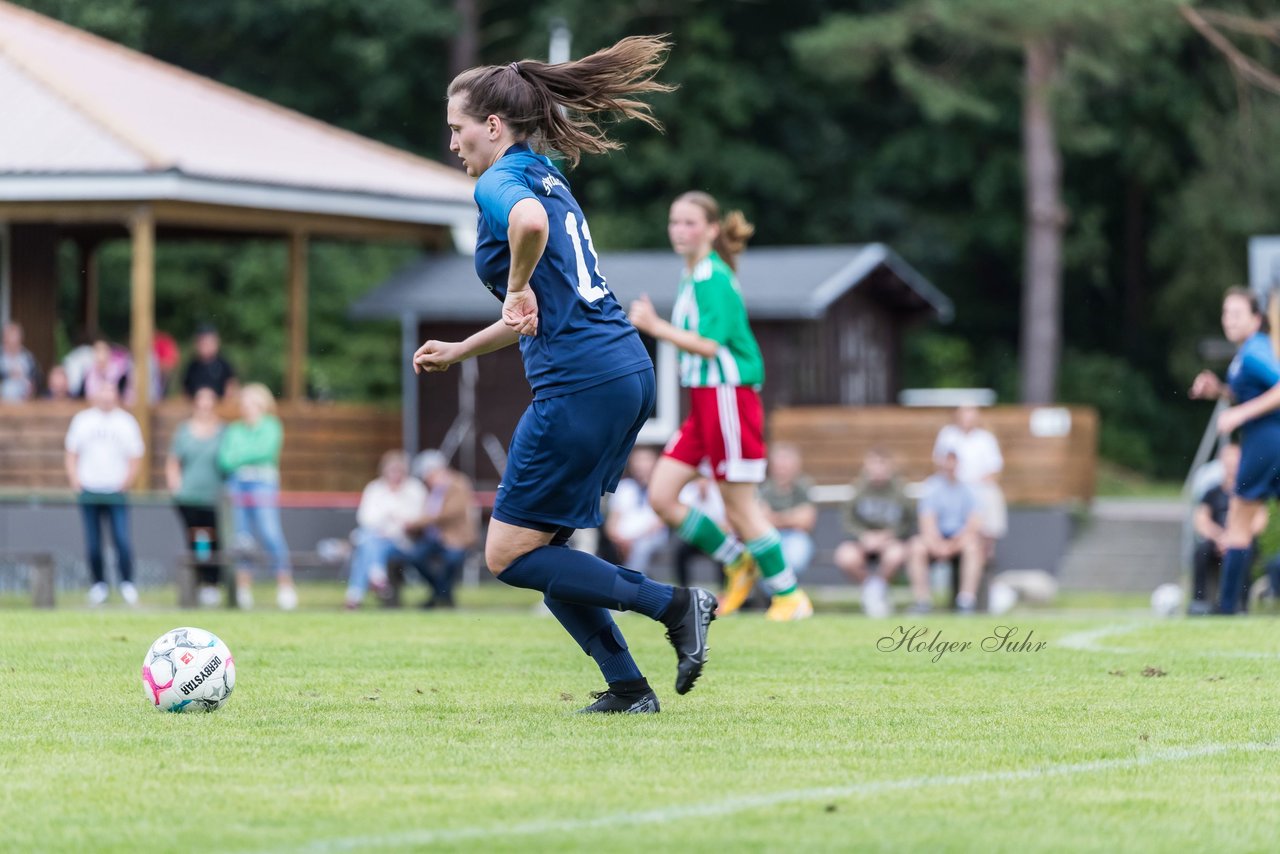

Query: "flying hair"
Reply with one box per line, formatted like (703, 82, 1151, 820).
(448, 35, 675, 168)
(674, 191, 755, 271)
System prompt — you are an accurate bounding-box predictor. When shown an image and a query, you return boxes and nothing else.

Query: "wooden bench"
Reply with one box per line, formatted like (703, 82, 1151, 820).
(770, 405, 1098, 505)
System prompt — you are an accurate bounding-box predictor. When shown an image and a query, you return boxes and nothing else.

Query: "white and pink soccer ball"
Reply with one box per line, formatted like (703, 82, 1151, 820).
(142, 627, 235, 713)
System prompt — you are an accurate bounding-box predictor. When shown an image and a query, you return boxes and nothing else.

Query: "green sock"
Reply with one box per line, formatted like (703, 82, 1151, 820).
(677, 507, 745, 565)
(746, 530, 797, 596)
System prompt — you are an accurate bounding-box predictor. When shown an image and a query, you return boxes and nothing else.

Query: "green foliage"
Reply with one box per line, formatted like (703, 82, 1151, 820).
(1057, 348, 1201, 477)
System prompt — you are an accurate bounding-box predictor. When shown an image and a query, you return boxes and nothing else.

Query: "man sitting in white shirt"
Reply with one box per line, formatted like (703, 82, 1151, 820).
(346, 450, 427, 609)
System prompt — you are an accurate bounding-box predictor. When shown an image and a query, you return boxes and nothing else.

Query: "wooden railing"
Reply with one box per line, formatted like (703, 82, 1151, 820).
(0, 400, 401, 492)
(770, 405, 1098, 505)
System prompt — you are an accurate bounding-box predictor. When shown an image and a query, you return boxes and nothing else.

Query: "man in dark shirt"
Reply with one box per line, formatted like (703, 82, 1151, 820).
(1191, 443, 1265, 614)
(181, 324, 238, 399)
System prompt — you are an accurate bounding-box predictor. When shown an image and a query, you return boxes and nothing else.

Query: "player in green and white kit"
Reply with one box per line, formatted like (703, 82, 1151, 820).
(629, 192, 813, 620)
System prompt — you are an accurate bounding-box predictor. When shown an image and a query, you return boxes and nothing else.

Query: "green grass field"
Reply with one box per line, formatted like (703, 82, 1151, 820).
(2, 588, 1278, 853)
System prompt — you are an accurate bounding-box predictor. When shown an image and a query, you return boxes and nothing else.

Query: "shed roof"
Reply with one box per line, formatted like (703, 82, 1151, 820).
(0, 1, 474, 225)
(350, 243, 953, 323)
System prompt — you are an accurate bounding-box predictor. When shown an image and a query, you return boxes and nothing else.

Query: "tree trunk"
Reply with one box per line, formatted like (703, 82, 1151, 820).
(1019, 37, 1066, 404)
(443, 0, 481, 164)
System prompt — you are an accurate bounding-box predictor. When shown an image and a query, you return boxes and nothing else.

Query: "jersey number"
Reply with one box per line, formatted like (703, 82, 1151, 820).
(564, 211, 608, 303)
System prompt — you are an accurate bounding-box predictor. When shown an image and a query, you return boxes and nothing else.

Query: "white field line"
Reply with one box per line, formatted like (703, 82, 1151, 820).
(289, 740, 1280, 852)
(1059, 622, 1280, 659)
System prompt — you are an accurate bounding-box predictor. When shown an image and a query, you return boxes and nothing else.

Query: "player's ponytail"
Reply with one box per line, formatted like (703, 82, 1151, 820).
(447, 35, 675, 169)
(1225, 286, 1270, 334)
(674, 191, 755, 271)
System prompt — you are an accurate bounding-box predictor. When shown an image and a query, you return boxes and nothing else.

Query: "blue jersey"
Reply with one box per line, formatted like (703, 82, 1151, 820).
(473, 143, 651, 399)
(1227, 332, 1280, 435)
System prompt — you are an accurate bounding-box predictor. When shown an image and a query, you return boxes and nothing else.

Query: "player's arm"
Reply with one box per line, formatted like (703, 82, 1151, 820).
(627, 295, 719, 358)
(414, 320, 520, 374)
(1218, 358, 1280, 434)
(1190, 370, 1230, 401)
(500, 199, 547, 337)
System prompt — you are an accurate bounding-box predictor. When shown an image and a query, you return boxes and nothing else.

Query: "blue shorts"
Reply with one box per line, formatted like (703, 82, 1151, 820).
(1236, 430, 1280, 501)
(493, 367, 656, 532)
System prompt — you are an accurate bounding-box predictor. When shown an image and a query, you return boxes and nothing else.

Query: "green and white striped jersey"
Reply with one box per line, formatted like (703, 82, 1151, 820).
(671, 251, 765, 388)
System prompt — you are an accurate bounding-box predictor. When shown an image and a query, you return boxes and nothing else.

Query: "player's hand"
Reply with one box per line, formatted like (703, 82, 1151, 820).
(413, 340, 461, 374)
(1216, 405, 1246, 436)
(503, 287, 539, 337)
(1190, 370, 1222, 400)
(628, 295, 658, 334)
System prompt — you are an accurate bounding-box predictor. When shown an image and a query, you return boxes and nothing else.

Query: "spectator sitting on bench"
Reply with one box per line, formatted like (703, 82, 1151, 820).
(933, 404, 1006, 563)
(1190, 442, 1264, 615)
(345, 450, 426, 610)
(908, 450, 984, 614)
(759, 442, 818, 577)
(404, 449, 478, 609)
(834, 447, 926, 617)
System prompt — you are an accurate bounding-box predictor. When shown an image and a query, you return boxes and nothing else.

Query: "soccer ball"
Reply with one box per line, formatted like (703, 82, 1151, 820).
(142, 627, 235, 713)
(1150, 583, 1184, 618)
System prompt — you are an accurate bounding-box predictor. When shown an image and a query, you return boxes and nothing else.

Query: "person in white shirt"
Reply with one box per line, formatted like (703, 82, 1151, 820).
(932, 405, 1007, 558)
(64, 381, 145, 606)
(346, 450, 428, 609)
(605, 447, 669, 574)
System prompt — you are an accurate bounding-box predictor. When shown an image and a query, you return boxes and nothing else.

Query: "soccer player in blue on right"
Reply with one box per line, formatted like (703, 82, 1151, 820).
(1190, 287, 1280, 614)
(413, 36, 716, 714)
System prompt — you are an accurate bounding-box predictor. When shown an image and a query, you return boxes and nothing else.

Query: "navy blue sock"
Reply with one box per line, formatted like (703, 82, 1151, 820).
(500, 546, 675, 620)
(1269, 558, 1280, 606)
(1219, 548, 1248, 615)
(542, 596, 642, 684)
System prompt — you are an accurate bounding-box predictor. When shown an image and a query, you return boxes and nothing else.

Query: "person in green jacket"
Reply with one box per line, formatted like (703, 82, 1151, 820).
(220, 382, 296, 610)
(165, 386, 225, 607)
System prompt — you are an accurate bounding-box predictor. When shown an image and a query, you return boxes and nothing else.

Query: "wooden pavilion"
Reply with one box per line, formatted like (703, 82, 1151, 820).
(0, 1, 474, 490)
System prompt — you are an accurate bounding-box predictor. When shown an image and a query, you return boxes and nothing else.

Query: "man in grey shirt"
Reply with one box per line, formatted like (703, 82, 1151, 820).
(908, 450, 983, 613)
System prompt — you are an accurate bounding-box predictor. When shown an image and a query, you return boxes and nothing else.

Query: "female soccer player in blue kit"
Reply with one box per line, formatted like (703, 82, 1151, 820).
(412, 36, 716, 713)
(1190, 288, 1280, 614)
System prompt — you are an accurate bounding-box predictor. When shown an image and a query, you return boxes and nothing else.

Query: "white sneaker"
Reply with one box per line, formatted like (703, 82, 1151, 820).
(198, 586, 223, 608)
(120, 582, 139, 607)
(87, 582, 108, 607)
(862, 576, 891, 618)
(236, 586, 254, 610)
(277, 585, 298, 611)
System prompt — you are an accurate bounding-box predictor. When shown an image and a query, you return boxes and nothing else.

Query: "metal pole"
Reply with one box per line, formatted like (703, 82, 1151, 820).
(549, 18, 571, 64)
(401, 313, 420, 455)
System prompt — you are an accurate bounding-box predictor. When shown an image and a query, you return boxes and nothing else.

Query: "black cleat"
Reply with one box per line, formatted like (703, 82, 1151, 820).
(665, 587, 717, 695)
(576, 688, 661, 714)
